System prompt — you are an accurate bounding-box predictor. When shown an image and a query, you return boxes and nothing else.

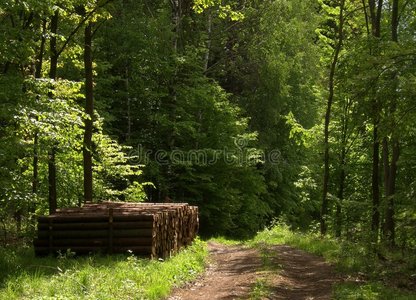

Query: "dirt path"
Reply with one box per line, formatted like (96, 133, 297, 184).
(267, 245, 339, 299)
(168, 242, 340, 300)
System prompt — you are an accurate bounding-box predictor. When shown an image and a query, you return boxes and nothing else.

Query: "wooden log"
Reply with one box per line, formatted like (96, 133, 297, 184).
(112, 237, 154, 246)
(112, 215, 154, 222)
(108, 208, 113, 254)
(38, 222, 107, 230)
(83, 202, 189, 209)
(37, 230, 108, 239)
(37, 228, 153, 239)
(37, 214, 154, 223)
(34, 237, 153, 247)
(34, 202, 198, 258)
(38, 215, 109, 223)
(34, 246, 152, 255)
(112, 229, 154, 238)
(37, 221, 154, 231)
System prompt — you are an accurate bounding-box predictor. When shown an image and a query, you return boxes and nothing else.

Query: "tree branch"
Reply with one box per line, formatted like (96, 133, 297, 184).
(56, 0, 113, 57)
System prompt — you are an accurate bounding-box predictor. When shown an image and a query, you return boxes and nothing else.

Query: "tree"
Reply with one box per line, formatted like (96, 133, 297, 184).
(321, 0, 346, 235)
(367, 0, 383, 240)
(381, 0, 399, 245)
(47, 9, 59, 214)
(83, 20, 94, 203)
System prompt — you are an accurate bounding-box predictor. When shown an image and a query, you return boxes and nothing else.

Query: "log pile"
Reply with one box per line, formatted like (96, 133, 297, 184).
(34, 202, 199, 258)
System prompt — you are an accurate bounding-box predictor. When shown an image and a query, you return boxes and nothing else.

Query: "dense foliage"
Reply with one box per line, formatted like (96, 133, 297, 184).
(1, 0, 415, 249)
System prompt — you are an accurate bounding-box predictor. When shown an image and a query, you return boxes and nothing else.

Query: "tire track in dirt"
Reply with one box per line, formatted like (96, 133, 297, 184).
(267, 245, 340, 299)
(168, 242, 340, 300)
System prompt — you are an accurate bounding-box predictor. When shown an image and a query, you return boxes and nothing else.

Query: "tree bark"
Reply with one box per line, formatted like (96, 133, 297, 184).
(83, 22, 94, 203)
(171, 0, 181, 52)
(48, 11, 59, 215)
(32, 19, 47, 195)
(204, 10, 212, 73)
(125, 66, 131, 142)
(321, 0, 345, 235)
(335, 154, 345, 237)
(382, 137, 398, 244)
(367, 0, 382, 238)
(391, 0, 399, 42)
(371, 120, 380, 235)
(384, 139, 398, 244)
(382, 0, 399, 245)
(335, 98, 350, 238)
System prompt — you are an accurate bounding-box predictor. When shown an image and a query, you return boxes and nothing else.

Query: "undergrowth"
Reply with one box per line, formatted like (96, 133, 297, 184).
(0, 238, 207, 300)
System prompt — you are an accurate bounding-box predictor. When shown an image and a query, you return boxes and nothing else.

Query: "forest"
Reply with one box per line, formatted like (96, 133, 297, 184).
(1, 0, 416, 281)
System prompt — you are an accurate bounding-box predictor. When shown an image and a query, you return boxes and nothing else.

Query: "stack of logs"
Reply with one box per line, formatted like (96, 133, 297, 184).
(34, 202, 199, 258)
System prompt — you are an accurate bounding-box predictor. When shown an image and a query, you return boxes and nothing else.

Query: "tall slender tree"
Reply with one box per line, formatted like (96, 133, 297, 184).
(48, 10, 59, 215)
(83, 21, 94, 203)
(32, 19, 47, 195)
(382, 0, 400, 245)
(366, 0, 383, 238)
(321, 0, 346, 235)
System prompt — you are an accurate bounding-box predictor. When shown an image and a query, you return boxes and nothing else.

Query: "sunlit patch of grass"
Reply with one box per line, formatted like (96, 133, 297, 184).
(208, 236, 243, 246)
(334, 282, 416, 300)
(0, 238, 208, 300)
(249, 223, 341, 264)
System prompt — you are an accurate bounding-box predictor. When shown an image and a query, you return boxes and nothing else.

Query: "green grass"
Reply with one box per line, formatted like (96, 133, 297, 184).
(248, 223, 416, 300)
(208, 236, 243, 246)
(334, 282, 416, 300)
(0, 238, 208, 300)
(249, 277, 271, 300)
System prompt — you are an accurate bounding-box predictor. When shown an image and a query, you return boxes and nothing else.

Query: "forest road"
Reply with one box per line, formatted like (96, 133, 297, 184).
(167, 242, 340, 300)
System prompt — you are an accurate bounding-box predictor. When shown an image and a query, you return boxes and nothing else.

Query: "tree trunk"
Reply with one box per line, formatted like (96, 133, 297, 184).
(125, 66, 132, 142)
(83, 22, 94, 203)
(382, 0, 399, 245)
(121, 1, 132, 143)
(391, 0, 399, 43)
(48, 150, 57, 214)
(335, 156, 345, 238)
(204, 10, 212, 73)
(371, 122, 380, 235)
(48, 11, 59, 215)
(171, 0, 181, 52)
(382, 137, 398, 245)
(321, 0, 345, 235)
(367, 0, 382, 239)
(384, 139, 398, 244)
(32, 133, 39, 194)
(368, 0, 382, 37)
(335, 98, 350, 238)
(32, 19, 47, 195)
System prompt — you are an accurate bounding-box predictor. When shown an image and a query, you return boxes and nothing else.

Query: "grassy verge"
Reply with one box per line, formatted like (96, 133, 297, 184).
(248, 223, 416, 300)
(0, 238, 208, 300)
